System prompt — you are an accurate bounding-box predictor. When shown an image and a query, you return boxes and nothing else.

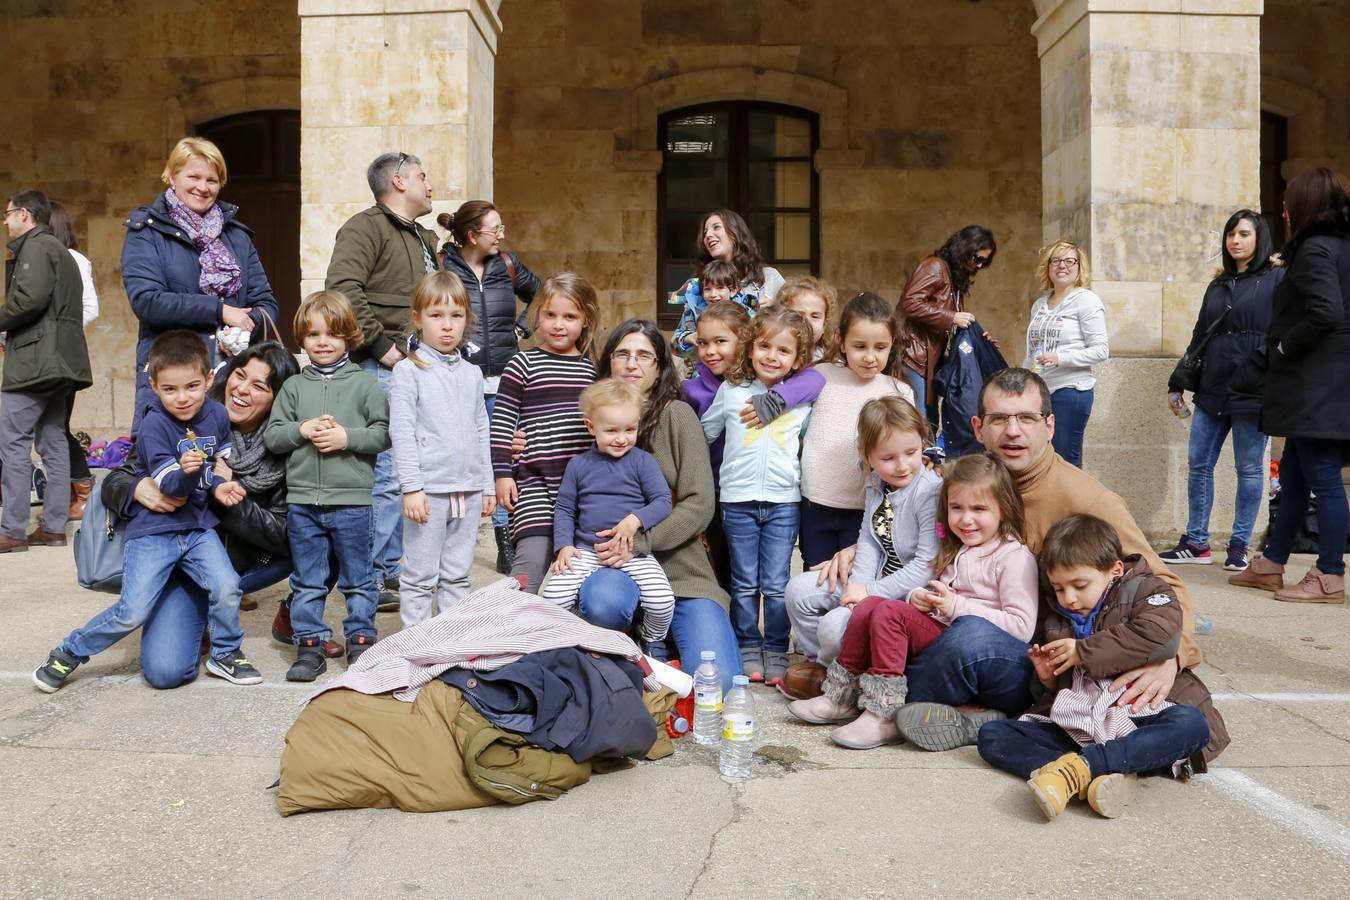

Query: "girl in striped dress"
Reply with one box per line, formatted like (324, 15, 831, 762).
(491, 273, 600, 592)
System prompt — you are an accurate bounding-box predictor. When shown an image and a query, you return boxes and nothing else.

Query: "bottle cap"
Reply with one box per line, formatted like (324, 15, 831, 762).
(700, 650, 716, 661)
(732, 675, 749, 686)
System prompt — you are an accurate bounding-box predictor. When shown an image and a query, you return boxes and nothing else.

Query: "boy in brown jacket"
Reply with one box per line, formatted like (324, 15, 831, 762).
(977, 514, 1229, 820)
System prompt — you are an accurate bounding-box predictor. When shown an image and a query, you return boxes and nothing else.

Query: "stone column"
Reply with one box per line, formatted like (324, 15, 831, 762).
(1033, 0, 1264, 543)
(297, 0, 502, 297)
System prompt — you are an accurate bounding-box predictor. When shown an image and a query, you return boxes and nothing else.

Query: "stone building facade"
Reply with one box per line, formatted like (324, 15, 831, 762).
(2, 0, 1347, 541)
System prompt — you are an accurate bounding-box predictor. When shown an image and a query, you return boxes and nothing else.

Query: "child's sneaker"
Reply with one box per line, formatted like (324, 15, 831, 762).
(205, 652, 264, 685)
(1158, 539, 1212, 565)
(346, 634, 377, 666)
(286, 639, 328, 682)
(739, 646, 764, 683)
(1027, 751, 1092, 820)
(763, 650, 790, 686)
(1223, 542, 1249, 572)
(33, 647, 81, 693)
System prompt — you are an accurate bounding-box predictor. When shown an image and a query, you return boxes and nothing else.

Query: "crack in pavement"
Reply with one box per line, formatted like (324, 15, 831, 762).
(684, 779, 741, 899)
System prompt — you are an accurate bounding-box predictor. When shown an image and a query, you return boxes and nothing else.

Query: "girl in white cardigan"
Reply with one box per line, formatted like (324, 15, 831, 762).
(1023, 240, 1109, 467)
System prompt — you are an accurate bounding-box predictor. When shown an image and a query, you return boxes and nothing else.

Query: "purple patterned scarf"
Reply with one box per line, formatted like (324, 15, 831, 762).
(164, 188, 242, 298)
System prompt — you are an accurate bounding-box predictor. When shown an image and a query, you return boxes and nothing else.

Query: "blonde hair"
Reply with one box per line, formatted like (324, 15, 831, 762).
(931, 453, 1025, 575)
(856, 395, 930, 463)
(530, 272, 601, 358)
(161, 137, 228, 188)
(295, 290, 362, 350)
(579, 378, 643, 419)
(409, 271, 473, 369)
(724, 305, 815, 386)
(777, 275, 839, 357)
(1036, 240, 1091, 293)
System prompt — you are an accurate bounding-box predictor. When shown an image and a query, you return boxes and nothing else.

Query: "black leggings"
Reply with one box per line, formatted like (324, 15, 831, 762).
(64, 389, 90, 482)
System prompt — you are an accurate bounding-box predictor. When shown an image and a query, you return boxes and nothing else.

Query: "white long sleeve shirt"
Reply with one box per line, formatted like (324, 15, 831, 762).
(1023, 287, 1109, 393)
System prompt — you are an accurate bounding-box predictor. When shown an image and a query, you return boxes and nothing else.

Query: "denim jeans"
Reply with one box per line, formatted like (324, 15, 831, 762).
(287, 504, 379, 642)
(138, 555, 292, 690)
(1184, 407, 1267, 548)
(977, 705, 1211, 779)
(1050, 387, 1094, 467)
(483, 393, 509, 529)
(901, 367, 935, 426)
(63, 530, 243, 660)
(358, 357, 403, 583)
(798, 498, 863, 570)
(1264, 437, 1350, 575)
(721, 500, 799, 652)
(577, 567, 742, 692)
(904, 615, 1034, 716)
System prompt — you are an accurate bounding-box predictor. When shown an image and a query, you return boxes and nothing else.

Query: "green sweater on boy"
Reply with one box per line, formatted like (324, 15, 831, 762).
(264, 361, 390, 506)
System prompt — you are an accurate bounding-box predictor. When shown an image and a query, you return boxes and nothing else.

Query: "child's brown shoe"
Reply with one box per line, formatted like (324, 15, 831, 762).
(1027, 752, 1092, 820)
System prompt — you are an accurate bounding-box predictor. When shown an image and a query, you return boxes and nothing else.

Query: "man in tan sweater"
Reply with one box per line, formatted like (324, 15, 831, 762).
(814, 368, 1198, 751)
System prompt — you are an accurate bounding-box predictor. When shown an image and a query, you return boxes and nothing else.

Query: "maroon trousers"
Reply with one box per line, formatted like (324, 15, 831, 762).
(837, 596, 945, 677)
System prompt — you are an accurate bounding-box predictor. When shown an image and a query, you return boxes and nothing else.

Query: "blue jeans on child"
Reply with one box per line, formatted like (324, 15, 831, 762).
(62, 530, 243, 661)
(1050, 387, 1094, 467)
(1263, 436, 1350, 576)
(798, 498, 864, 569)
(483, 393, 510, 529)
(977, 704, 1211, 779)
(1184, 407, 1266, 548)
(905, 616, 1035, 715)
(720, 500, 798, 652)
(139, 555, 292, 689)
(287, 504, 379, 643)
(358, 357, 403, 584)
(577, 567, 742, 692)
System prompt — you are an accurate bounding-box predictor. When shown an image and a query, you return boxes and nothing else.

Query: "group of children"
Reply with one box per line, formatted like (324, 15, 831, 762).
(34, 257, 1223, 821)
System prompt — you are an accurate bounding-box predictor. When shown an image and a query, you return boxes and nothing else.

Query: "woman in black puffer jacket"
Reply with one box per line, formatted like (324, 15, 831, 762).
(1164, 210, 1283, 572)
(1230, 168, 1350, 604)
(438, 201, 541, 571)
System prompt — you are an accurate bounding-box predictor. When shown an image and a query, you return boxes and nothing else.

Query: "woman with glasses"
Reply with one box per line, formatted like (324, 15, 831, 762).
(892, 225, 997, 424)
(438, 200, 541, 572)
(518, 319, 742, 688)
(1022, 240, 1109, 467)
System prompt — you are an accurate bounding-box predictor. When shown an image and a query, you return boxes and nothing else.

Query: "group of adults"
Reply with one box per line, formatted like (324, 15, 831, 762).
(5, 131, 1345, 702)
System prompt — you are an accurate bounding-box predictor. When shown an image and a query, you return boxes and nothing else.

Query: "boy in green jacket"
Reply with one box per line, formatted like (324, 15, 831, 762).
(265, 290, 390, 682)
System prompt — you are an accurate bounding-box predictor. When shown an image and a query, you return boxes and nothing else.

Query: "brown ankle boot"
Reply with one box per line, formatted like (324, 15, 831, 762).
(67, 478, 93, 521)
(1274, 568, 1345, 604)
(1229, 556, 1284, 592)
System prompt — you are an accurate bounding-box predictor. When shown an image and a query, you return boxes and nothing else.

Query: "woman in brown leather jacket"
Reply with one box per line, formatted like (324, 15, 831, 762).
(892, 225, 997, 422)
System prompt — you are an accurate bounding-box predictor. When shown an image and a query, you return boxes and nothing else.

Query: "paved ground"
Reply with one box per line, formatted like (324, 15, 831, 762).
(3, 512, 1349, 898)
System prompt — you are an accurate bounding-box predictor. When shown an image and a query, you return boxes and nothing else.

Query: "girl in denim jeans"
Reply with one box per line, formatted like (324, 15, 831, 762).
(701, 306, 817, 686)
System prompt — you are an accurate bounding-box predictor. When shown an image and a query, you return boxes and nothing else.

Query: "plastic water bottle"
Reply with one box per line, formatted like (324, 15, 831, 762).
(719, 675, 755, 782)
(692, 651, 723, 746)
(1195, 616, 1213, 635)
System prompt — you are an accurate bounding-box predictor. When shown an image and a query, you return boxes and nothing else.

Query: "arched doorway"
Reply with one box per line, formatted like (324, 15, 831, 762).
(196, 110, 301, 347)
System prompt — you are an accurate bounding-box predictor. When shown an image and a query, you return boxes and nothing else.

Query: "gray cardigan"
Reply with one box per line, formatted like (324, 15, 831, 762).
(389, 345, 494, 495)
(851, 468, 942, 598)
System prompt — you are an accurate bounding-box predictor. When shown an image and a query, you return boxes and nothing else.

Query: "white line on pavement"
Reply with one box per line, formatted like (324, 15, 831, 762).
(1206, 769, 1350, 860)
(1212, 692, 1350, 703)
(0, 671, 313, 691)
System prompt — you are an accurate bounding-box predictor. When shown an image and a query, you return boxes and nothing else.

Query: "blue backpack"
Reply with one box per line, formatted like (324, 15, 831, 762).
(72, 476, 125, 593)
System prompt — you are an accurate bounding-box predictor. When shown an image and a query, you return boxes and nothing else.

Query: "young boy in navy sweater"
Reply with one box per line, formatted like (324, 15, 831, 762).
(540, 379, 674, 647)
(34, 331, 259, 692)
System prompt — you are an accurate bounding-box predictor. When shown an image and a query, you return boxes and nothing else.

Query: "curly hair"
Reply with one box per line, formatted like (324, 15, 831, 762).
(935, 225, 997, 295)
(723, 305, 815, 386)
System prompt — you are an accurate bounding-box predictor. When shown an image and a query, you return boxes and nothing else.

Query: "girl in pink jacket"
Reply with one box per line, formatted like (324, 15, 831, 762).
(789, 454, 1038, 750)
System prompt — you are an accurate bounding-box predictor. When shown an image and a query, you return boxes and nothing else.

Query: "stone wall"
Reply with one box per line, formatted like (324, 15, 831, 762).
(0, 1, 299, 434)
(1263, 0, 1350, 177)
(492, 0, 1045, 352)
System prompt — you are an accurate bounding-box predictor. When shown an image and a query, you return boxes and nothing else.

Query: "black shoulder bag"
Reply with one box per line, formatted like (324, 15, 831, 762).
(1169, 306, 1231, 393)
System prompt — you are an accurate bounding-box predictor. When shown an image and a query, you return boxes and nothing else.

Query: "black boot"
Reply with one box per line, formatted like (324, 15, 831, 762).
(494, 526, 513, 575)
(286, 639, 328, 683)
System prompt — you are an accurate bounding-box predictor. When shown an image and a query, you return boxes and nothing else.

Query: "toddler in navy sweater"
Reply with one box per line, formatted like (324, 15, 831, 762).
(540, 379, 675, 645)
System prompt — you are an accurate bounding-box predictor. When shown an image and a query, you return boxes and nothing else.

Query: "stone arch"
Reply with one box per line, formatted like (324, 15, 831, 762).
(621, 67, 859, 173)
(1262, 75, 1336, 172)
(162, 75, 300, 148)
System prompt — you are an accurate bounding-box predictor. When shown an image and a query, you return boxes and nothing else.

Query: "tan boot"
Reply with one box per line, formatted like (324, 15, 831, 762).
(1274, 568, 1345, 604)
(1228, 556, 1284, 592)
(67, 477, 93, 521)
(1027, 752, 1092, 820)
(1086, 773, 1137, 818)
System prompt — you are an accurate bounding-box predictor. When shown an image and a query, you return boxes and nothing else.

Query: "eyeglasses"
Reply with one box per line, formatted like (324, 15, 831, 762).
(2, 208, 24, 220)
(1049, 256, 1080, 269)
(475, 225, 506, 238)
(611, 349, 657, 366)
(970, 254, 992, 270)
(981, 412, 1048, 429)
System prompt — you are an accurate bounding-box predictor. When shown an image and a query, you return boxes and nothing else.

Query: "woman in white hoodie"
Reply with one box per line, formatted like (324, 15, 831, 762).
(1022, 240, 1109, 467)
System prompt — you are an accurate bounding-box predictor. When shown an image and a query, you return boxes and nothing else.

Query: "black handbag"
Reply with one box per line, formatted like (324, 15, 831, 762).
(1169, 306, 1232, 393)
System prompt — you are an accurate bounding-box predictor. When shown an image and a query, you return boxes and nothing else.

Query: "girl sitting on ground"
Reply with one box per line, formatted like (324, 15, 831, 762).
(791, 453, 1038, 749)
